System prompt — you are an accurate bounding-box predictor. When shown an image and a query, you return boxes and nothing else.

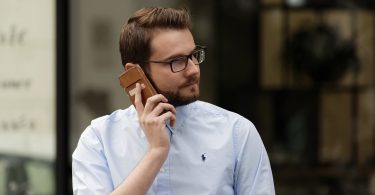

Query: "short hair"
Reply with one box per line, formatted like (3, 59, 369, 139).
(119, 7, 192, 68)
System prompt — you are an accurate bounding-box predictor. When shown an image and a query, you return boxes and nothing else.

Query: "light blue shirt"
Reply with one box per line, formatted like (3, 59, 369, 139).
(72, 101, 275, 195)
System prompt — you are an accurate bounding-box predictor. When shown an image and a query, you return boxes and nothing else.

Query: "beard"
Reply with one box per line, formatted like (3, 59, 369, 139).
(146, 72, 200, 107)
(158, 84, 200, 107)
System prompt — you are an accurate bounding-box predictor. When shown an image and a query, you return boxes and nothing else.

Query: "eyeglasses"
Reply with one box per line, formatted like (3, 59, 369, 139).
(144, 45, 206, 73)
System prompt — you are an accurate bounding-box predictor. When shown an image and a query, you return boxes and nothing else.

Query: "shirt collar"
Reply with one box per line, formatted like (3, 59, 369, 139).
(172, 101, 195, 131)
(131, 101, 197, 138)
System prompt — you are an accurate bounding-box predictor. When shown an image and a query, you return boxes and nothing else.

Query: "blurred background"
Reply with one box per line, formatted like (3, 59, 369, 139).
(1, 0, 375, 194)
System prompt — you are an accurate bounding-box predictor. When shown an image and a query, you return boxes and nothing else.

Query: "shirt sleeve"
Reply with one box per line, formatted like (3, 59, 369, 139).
(72, 125, 114, 195)
(234, 118, 275, 195)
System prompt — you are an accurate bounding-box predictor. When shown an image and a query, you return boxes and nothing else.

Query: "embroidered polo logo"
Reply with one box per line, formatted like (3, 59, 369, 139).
(201, 153, 207, 161)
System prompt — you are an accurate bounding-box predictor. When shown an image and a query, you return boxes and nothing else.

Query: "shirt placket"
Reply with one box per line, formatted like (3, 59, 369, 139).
(155, 125, 174, 195)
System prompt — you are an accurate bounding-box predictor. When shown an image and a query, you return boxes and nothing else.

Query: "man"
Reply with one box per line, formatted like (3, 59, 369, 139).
(72, 7, 275, 195)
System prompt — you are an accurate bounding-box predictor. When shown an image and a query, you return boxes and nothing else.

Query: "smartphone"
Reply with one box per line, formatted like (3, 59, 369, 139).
(119, 65, 157, 106)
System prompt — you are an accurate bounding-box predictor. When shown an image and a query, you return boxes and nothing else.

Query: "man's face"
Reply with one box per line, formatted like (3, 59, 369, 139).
(147, 28, 200, 106)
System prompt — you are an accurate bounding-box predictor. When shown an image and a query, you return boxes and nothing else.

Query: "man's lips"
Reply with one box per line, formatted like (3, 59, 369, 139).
(182, 80, 199, 87)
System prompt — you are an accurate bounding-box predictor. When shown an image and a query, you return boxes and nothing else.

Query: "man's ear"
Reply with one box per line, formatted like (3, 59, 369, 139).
(124, 63, 137, 70)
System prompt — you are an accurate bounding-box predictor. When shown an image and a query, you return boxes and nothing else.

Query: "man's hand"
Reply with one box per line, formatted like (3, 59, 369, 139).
(134, 83, 176, 153)
(110, 83, 176, 195)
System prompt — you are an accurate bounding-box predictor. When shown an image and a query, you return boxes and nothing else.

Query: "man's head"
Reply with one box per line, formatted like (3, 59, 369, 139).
(120, 7, 204, 106)
(119, 7, 192, 69)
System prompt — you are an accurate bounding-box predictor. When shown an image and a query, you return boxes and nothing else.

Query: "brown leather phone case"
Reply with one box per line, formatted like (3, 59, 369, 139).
(119, 65, 157, 106)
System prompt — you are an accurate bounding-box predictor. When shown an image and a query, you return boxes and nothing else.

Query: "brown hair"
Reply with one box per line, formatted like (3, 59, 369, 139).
(119, 7, 192, 68)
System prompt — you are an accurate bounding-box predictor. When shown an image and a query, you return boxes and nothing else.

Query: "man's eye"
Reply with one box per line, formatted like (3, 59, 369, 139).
(171, 57, 186, 62)
(171, 57, 186, 65)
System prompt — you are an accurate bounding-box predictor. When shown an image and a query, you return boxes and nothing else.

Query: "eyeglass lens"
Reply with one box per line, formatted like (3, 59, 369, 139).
(171, 49, 205, 72)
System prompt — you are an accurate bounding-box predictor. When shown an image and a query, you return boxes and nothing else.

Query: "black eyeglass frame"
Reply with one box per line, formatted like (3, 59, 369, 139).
(143, 45, 207, 73)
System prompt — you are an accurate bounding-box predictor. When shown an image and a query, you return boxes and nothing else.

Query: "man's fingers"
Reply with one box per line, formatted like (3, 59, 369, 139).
(159, 111, 176, 128)
(151, 103, 176, 116)
(134, 83, 144, 115)
(169, 115, 176, 128)
(143, 94, 168, 114)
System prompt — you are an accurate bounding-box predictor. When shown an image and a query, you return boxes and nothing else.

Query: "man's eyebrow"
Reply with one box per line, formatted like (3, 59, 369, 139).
(162, 47, 196, 61)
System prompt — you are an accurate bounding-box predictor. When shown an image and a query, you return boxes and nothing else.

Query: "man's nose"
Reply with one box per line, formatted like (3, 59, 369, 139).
(185, 58, 199, 75)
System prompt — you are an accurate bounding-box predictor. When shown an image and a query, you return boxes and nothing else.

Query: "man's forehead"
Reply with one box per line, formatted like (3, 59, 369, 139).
(149, 28, 195, 59)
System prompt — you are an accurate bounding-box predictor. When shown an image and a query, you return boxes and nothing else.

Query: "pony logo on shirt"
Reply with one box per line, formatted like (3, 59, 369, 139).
(201, 153, 207, 162)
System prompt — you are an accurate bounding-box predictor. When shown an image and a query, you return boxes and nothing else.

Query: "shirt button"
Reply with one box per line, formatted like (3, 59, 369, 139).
(160, 167, 165, 173)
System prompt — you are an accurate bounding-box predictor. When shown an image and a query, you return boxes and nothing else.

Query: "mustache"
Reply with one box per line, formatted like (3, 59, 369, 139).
(181, 76, 200, 87)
